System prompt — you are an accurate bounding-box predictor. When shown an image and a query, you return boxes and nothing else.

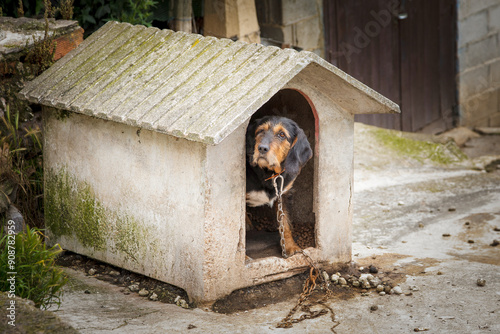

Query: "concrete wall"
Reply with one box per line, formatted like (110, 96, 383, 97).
(43, 108, 209, 300)
(255, 0, 324, 55)
(458, 0, 500, 127)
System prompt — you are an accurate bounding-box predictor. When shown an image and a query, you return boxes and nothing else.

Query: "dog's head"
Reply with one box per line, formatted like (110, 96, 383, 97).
(246, 116, 312, 175)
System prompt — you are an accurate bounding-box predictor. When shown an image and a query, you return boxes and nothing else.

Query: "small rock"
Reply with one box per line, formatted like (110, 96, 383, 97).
(467, 240, 475, 244)
(376, 285, 384, 292)
(464, 221, 470, 226)
(123, 290, 130, 295)
(398, 201, 405, 206)
(330, 274, 339, 284)
(437, 271, 443, 275)
(448, 207, 456, 212)
(369, 265, 378, 274)
(414, 328, 429, 332)
(490, 240, 499, 247)
(370, 305, 378, 311)
(187, 324, 197, 330)
(88, 268, 96, 275)
(352, 280, 360, 287)
(494, 227, 500, 232)
(338, 277, 347, 286)
(109, 270, 120, 277)
(476, 278, 486, 287)
(359, 266, 364, 272)
(379, 291, 386, 296)
(149, 293, 158, 301)
(321, 271, 329, 282)
(442, 233, 451, 237)
(384, 286, 392, 293)
(410, 285, 420, 291)
(392, 286, 403, 295)
(138, 288, 149, 297)
(84, 289, 91, 294)
(369, 277, 381, 287)
(175, 296, 189, 308)
(128, 284, 140, 292)
(418, 223, 424, 228)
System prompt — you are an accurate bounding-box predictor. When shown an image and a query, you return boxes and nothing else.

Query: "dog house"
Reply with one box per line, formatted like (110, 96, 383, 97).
(19, 21, 399, 304)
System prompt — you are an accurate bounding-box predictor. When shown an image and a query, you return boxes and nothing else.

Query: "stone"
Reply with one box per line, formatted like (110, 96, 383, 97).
(175, 296, 189, 309)
(376, 285, 384, 292)
(321, 271, 329, 282)
(138, 289, 149, 297)
(490, 240, 499, 246)
(369, 265, 378, 273)
(5, 205, 25, 234)
(379, 291, 386, 296)
(109, 270, 120, 276)
(476, 278, 486, 287)
(338, 277, 347, 286)
(88, 268, 96, 276)
(438, 126, 481, 146)
(392, 286, 403, 295)
(149, 293, 158, 301)
(128, 284, 140, 292)
(352, 280, 360, 287)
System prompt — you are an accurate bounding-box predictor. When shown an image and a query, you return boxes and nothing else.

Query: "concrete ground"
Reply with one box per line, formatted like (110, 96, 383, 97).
(22, 125, 500, 333)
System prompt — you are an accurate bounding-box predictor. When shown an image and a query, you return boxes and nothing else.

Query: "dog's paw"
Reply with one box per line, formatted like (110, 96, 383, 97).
(285, 243, 302, 257)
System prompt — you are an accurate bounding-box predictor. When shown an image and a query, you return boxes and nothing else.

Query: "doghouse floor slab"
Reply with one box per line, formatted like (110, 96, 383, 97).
(246, 230, 282, 259)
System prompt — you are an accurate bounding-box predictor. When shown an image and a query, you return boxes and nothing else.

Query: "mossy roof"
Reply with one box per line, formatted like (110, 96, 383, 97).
(20, 21, 399, 144)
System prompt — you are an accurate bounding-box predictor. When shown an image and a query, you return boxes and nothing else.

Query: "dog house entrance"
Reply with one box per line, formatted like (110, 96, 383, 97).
(245, 89, 317, 259)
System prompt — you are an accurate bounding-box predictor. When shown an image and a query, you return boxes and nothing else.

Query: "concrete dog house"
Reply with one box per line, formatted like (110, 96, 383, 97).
(20, 21, 399, 304)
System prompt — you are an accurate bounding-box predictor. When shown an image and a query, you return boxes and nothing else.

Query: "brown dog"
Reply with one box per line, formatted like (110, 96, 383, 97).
(246, 116, 312, 257)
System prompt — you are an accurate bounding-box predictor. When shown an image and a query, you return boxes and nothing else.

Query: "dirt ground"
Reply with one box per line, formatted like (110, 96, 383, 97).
(3, 125, 500, 333)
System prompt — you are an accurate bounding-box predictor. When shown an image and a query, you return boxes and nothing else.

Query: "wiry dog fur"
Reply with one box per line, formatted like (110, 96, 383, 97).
(246, 116, 313, 256)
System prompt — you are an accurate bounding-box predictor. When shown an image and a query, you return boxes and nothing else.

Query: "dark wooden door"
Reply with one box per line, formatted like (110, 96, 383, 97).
(324, 0, 456, 133)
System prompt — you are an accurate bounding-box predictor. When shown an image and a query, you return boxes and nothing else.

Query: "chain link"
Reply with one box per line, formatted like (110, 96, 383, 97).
(272, 175, 287, 258)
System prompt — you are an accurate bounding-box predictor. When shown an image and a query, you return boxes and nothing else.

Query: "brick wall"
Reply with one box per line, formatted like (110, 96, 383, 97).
(458, 0, 500, 127)
(255, 0, 324, 55)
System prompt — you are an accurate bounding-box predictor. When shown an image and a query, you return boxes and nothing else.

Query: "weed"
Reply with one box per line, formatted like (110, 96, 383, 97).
(0, 105, 44, 228)
(0, 226, 68, 309)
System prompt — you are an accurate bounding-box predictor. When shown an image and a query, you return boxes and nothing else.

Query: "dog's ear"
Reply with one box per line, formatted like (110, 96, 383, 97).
(246, 118, 259, 158)
(283, 124, 312, 176)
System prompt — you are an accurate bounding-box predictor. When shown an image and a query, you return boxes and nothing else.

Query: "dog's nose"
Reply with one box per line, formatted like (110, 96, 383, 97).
(258, 144, 269, 154)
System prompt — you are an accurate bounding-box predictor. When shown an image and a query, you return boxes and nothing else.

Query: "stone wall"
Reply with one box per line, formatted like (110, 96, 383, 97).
(0, 17, 83, 72)
(255, 0, 324, 55)
(458, 0, 500, 127)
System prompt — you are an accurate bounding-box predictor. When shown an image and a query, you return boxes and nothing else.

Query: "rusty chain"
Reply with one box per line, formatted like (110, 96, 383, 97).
(271, 174, 338, 332)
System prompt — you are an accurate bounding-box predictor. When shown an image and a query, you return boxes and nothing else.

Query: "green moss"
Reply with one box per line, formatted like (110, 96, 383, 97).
(45, 169, 107, 250)
(372, 128, 467, 165)
(44, 168, 155, 263)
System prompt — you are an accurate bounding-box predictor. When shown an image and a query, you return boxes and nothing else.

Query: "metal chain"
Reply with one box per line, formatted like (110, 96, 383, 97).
(272, 174, 287, 258)
(271, 174, 338, 331)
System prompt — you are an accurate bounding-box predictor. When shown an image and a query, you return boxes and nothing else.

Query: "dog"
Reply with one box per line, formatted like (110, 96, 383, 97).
(245, 116, 313, 257)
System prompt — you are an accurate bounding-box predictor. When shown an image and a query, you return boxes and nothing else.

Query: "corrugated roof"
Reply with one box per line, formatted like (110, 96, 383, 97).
(20, 21, 399, 144)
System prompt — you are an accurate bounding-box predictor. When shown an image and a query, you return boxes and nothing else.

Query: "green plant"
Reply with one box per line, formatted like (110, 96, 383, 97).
(0, 105, 44, 228)
(0, 226, 68, 309)
(59, 0, 74, 19)
(74, 0, 158, 37)
(24, 0, 57, 75)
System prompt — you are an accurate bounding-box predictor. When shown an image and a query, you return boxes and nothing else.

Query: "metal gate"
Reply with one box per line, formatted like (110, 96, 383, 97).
(324, 0, 457, 133)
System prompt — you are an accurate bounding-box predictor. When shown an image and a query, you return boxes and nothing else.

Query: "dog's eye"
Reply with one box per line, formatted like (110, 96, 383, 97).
(278, 132, 286, 139)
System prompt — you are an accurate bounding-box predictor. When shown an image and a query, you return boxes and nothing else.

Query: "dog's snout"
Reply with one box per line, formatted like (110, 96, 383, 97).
(258, 144, 269, 154)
